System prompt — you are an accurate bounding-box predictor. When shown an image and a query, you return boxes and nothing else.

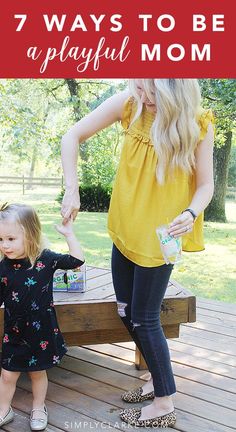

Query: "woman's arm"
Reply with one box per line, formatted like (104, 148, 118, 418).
(61, 89, 130, 222)
(186, 122, 214, 215)
(169, 122, 214, 237)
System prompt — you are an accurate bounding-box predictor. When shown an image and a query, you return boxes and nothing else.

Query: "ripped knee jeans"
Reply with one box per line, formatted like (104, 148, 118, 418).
(111, 244, 176, 397)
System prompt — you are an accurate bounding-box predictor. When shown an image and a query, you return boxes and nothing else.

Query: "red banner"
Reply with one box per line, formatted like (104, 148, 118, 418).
(0, 0, 234, 77)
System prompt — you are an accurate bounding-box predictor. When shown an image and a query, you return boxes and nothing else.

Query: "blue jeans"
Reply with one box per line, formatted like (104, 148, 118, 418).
(111, 244, 176, 397)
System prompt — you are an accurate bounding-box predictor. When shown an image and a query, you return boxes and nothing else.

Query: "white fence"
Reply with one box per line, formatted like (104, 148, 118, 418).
(0, 176, 63, 195)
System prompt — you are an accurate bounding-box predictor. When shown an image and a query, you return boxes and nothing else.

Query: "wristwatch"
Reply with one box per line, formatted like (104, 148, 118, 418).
(182, 208, 197, 221)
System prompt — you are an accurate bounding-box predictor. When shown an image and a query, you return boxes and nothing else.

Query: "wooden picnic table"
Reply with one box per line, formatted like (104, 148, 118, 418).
(53, 265, 196, 369)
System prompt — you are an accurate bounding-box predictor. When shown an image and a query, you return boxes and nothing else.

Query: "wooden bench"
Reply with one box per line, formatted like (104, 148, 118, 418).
(0, 266, 196, 369)
(56, 266, 196, 369)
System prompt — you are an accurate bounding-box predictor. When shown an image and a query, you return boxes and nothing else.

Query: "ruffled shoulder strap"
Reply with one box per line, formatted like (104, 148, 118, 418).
(121, 97, 137, 130)
(197, 108, 215, 141)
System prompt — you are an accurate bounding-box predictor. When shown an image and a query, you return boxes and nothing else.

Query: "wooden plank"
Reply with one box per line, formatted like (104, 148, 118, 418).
(135, 347, 147, 370)
(112, 341, 236, 390)
(55, 283, 114, 302)
(48, 363, 235, 432)
(56, 302, 127, 332)
(180, 325, 236, 346)
(183, 320, 236, 338)
(13, 387, 119, 432)
(54, 298, 189, 331)
(174, 410, 234, 432)
(63, 328, 131, 345)
(173, 392, 235, 429)
(48, 365, 137, 409)
(165, 282, 194, 299)
(196, 313, 236, 329)
(2, 408, 64, 432)
(68, 346, 143, 373)
(82, 341, 236, 381)
(85, 275, 113, 292)
(54, 276, 192, 303)
(63, 325, 179, 346)
(197, 308, 236, 323)
(54, 270, 112, 300)
(17, 375, 125, 431)
(168, 339, 236, 367)
(170, 349, 236, 380)
(187, 295, 196, 322)
(79, 344, 135, 362)
(172, 362, 236, 394)
(174, 333, 236, 357)
(198, 296, 236, 310)
(66, 347, 236, 410)
(74, 344, 236, 394)
(57, 353, 235, 429)
(197, 298, 236, 315)
(86, 267, 111, 280)
(59, 354, 144, 389)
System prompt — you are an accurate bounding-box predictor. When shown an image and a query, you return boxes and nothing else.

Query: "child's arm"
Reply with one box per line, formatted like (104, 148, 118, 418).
(55, 219, 84, 262)
(0, 268, 4, 307)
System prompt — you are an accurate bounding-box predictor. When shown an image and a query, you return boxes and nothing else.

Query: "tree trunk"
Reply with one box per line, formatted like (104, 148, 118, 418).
(26, 144, 38, 190)
(65, 79, 88, 162)
(205, 131, 232, 222)
(65, 79, 81, 122)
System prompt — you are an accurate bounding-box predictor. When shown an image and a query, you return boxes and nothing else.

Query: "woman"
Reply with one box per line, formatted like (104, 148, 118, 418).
(60, 79, 214, 428)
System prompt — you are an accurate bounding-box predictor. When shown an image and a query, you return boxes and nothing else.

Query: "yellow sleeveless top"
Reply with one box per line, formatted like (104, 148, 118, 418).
(108, 97, 214, 267)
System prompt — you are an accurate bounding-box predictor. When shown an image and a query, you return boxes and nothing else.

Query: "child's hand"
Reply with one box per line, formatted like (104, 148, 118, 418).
(55, 218, 74, 237)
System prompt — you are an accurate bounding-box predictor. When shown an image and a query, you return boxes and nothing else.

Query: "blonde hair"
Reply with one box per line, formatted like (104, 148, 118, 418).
(0, 203, 43, 264)
(129, 79, 201, 183)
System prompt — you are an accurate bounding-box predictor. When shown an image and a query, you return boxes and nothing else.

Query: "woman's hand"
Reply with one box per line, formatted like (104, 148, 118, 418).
(61, 189, 80, 224)
(168, 211, 195, 238)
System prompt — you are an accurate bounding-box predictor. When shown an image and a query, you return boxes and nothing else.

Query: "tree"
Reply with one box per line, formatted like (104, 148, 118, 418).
(64, 79, 126, 186)
(200, 79, 236, 221)
(228, 143, 236, 187)
(0, 79, 126, 188)
(0, 79, 71, 178)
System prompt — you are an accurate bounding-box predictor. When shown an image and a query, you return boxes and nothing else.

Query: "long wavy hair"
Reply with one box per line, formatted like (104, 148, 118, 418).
(129, 79, 201, 183)
(0, 203, 44, 265)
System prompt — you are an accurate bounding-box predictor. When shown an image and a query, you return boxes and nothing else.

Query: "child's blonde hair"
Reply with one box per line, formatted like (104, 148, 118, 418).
(129, 79, 202, 184)
(0, 203, 43, 264)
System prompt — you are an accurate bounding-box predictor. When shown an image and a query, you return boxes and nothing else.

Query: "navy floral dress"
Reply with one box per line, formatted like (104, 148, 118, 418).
(0, 249, 84, 372)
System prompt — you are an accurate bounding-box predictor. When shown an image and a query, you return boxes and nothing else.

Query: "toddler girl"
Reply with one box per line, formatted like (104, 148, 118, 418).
(0, 203, 84, 430)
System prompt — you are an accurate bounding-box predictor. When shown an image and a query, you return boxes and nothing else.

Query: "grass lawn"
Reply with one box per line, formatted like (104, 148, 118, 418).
(1, 185, 236, 303)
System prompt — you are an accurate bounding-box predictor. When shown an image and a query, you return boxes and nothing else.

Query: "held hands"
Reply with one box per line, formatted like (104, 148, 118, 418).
(55, 217, 75, 238)
(55, 215, 84, 262)
(61, 189, 80, 224)
(168, 211, 195, 238)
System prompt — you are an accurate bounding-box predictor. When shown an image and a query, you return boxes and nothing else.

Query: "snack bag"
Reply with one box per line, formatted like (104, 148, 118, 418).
(156, 225, 182, 265)
(53, 264, 86, 292)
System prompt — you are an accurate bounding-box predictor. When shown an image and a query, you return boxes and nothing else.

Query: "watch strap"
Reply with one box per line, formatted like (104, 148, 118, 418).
(182, 208, 197, 220)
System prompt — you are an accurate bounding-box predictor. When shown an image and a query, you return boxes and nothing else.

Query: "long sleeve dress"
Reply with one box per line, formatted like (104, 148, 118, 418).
(0, 249, 84, 372)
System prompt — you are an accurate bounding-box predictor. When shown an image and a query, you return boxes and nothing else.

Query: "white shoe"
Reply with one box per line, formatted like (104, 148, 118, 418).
(30, 405, 48, 431)
(0, 406, 14, 426)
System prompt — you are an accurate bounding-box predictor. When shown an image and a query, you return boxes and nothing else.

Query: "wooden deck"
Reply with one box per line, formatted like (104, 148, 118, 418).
(2, 273, 236, 431)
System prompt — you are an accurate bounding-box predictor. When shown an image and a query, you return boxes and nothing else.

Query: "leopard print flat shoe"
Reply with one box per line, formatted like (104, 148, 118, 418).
(120, 407, 177, 428)
(121, 386, 155, 403)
